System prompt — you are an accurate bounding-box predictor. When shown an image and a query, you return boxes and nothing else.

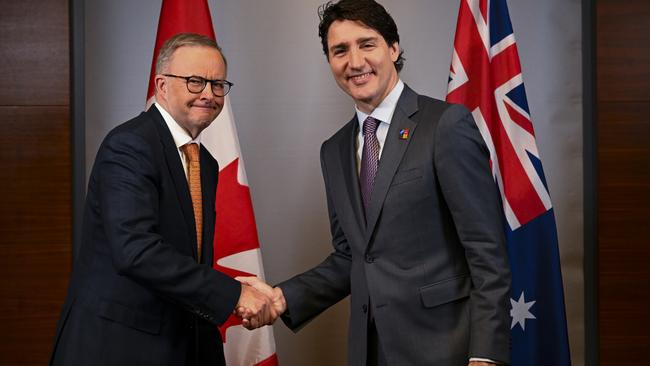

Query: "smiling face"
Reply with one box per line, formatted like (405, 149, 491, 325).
(155, 45, 226, 138)
(326, 19, 399, 114)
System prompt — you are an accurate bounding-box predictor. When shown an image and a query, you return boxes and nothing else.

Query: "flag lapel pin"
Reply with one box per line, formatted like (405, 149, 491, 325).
(399, 128, 409, 140)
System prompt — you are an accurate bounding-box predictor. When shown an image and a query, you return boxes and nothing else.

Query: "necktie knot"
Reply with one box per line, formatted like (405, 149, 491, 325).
(363, 116, 380, 136)
(181, 143, 200, 163)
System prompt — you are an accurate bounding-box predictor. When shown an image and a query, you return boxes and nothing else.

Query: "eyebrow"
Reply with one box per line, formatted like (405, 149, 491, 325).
(330, 36, 379, 52)
(356, 36, 378, 45)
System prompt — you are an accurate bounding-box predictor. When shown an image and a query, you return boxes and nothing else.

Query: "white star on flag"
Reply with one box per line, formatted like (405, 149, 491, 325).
(510, 291, 536, 330)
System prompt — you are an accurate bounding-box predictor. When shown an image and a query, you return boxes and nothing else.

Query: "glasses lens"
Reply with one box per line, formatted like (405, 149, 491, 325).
(211, 81, 230, 96)
(186, 77, 206, 93)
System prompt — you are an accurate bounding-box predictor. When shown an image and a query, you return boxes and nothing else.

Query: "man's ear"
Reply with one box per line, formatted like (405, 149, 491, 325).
(154, 74, 167, 97)
(389, 42, 400, 63)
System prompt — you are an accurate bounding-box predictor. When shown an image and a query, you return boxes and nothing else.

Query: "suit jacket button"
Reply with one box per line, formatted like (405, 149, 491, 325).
(362, 304, 368, 313)
(365, 254, 374, 263)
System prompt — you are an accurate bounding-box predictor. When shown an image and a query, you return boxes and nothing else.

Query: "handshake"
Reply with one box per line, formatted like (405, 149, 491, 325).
(234, 276, 287, 330)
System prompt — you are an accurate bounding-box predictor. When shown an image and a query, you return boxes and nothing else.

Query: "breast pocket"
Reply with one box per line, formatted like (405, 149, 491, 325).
(390, 168, 423, 187)
(419, 273, 471, 308)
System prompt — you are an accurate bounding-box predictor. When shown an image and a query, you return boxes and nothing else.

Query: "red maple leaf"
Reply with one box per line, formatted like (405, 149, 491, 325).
(212, 158, 262, 341)
(213, 158, 261, 261)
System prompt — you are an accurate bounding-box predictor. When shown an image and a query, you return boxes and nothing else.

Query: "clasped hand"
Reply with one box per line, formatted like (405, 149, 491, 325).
(234, 276, 286, 330)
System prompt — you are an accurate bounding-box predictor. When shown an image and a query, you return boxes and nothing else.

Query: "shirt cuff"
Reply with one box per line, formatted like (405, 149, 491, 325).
(469, 357, 501, 364)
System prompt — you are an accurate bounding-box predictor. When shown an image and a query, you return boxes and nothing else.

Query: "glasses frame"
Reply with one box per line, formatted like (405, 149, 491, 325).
(163, 74, 233, 97)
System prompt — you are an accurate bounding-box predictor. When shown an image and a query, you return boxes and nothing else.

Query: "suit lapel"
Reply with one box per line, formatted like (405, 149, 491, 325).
(200, 146, 218, 265)
(339, 118, 366, 232)
(150, 107, 199, 259)
(364, 86, 419, 244)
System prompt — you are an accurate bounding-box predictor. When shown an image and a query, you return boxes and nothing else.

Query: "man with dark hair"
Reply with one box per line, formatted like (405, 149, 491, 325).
(240, 1, 511, 365)
(50, 33, 275, 366)
(317, 0, 404, 72)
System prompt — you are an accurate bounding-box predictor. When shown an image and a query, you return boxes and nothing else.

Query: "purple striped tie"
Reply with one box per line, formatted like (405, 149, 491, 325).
(360, 116, 381, 211)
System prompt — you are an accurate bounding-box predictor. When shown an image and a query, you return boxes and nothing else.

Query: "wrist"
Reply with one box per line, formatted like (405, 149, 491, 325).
(272, 286, 287, 313)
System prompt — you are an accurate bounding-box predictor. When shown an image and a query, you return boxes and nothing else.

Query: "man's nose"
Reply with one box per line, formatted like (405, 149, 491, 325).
(348, 49, 364, 69)
(200, 82, 218, 98)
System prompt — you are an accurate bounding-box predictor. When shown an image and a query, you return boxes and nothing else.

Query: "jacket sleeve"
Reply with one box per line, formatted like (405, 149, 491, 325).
(434, 104, 512, 364)
(96, 130, 241, 326)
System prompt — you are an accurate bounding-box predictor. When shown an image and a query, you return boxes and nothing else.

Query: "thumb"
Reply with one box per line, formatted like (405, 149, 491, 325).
(235, 276, 259, 286)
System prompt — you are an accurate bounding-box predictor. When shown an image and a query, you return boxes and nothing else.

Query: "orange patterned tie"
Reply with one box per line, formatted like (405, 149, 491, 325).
(181, 143, 202, 262)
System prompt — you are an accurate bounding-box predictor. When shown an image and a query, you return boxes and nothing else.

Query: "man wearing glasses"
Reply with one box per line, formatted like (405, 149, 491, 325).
(50, 33, 275, 366)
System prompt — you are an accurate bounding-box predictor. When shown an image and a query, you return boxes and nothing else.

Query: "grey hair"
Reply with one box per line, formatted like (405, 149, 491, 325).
(155, 32, 227, 74)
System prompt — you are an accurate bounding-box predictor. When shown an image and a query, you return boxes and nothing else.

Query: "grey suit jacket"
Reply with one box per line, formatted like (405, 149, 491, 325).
(279, 85, 511, 365)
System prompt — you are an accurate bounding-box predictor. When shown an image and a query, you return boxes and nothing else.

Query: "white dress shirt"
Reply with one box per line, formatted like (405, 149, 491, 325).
(354, 80, 404, 173)
(154, 103, 201, 178)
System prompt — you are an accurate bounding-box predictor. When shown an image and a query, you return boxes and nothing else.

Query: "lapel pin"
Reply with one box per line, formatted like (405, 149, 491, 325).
(399, 128, 410, 140)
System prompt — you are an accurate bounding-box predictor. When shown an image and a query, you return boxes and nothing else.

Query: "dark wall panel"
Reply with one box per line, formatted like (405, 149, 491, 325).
(0, 0, 71, 364)
(597, 1, 650, 102)
(597, 0, 650, 364)
(0, 114, 71, 364)
(0, 0, 69, 105)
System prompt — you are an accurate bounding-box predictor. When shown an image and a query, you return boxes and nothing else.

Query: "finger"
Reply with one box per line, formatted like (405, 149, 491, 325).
(235, 276, 259, 286)
(250, 316, 260, 329)
(262, 303, 273, 325)
(235, 306, 248, 318)
(242, 319, 255, 330)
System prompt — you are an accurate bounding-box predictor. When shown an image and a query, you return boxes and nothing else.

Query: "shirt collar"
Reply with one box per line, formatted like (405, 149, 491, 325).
(355, 79, 404, 128)
(154, 103, 201, 148)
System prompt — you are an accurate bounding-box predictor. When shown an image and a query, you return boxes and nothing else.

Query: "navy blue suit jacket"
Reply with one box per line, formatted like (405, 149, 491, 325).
(50, 107, 241, 366)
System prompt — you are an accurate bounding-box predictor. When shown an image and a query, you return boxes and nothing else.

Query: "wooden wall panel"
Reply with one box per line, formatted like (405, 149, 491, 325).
(0, 117, 72, 364)
(0, 0, 69, 105)
(0, 0, 71, 364)
(597, 0, 650, 102)
(597, 0, 650, 364)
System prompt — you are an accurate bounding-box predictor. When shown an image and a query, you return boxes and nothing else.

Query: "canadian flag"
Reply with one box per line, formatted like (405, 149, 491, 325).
(145, 1, 279, 365)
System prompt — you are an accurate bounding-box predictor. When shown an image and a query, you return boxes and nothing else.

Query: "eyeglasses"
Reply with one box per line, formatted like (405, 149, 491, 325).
(163, 74, 233, 96)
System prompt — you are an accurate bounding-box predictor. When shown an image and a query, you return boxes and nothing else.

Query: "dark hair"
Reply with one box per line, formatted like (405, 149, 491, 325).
(318, 0, 405, 72)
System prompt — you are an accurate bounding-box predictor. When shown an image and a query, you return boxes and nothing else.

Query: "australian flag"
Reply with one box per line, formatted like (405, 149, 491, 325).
(446, 1, 571, 364)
